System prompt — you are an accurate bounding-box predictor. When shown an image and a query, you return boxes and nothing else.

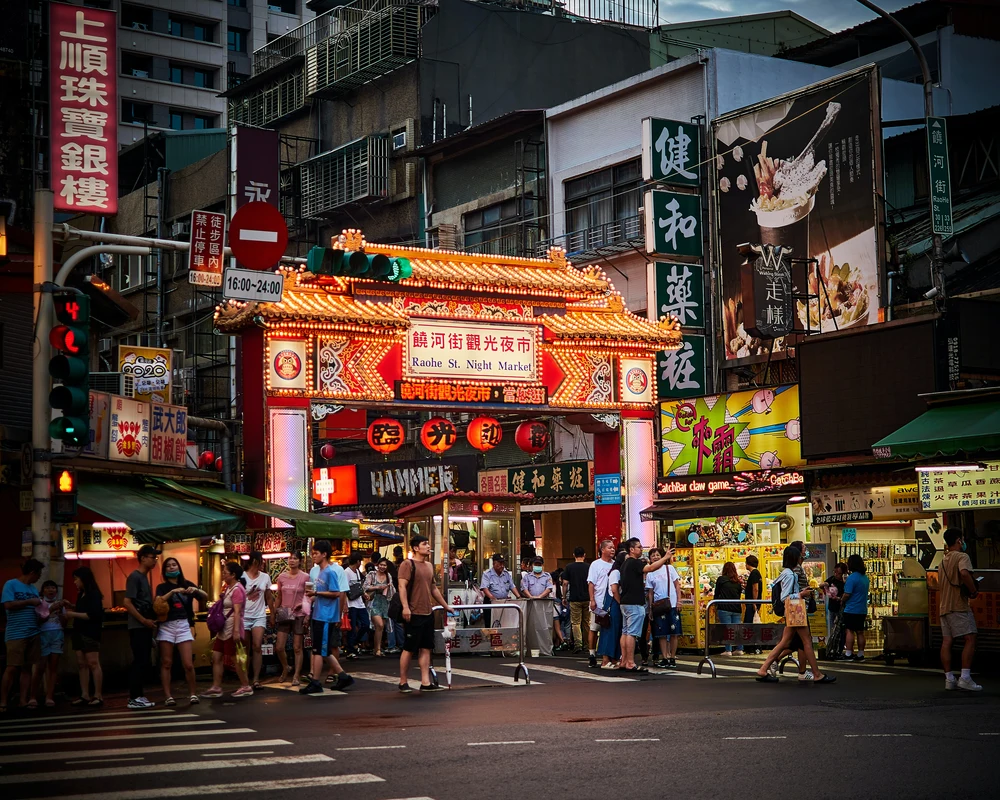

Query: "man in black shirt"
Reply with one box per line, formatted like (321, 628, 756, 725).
(561, 547, 591, 652)
(619, 538, 671, 672)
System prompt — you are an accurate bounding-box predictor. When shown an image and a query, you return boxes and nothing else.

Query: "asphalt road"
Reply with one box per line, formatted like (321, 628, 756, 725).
(3, 653, 997, 800)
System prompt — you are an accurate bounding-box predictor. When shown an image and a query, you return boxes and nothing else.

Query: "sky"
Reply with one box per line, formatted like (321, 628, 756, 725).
(656, 0, 916, 33)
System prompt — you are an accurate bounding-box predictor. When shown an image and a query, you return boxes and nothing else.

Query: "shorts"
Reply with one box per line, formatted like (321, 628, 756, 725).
(620, 604, 646, 637)
(244, 616, 267, 631)
(310, 619, 342, 658)
(40, 629, 64, 657)
(157, 619, 194, 645)
(940, 610, 977, 639)
(5, 635, 41, 667)
(656, 609, 682, 639)
(72, 632, 101, 654)
(589, 608, 604, 633)
(403, 613, 435, 655)
(212, 636, 238, 658)
(277, 616, 305, 636)
(843, 613, 867, 633)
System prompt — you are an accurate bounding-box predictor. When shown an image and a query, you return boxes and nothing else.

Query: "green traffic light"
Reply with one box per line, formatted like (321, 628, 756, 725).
(49, 416, 89, 446)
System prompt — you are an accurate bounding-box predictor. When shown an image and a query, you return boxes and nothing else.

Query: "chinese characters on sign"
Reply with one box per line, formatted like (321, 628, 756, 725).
(919, 461, 1000, 510)
(642, 118, 701, 186)
(741, 244, 794, 339)
(656, 470, 805, 498)
(478, 469, 509, 494)
(594, 473, 622, 506)
(62, 523, 140, 555)
(656, 335, 706, 400)
(405, 319, 538, 382)
(188, 210, 227, 288)
(50, 2, 118, 215)
(652, 262, 704, 328)
(926, 117, 953, 236)
(109, 396, 150, 463)
(149, 403, 188, 467)
(812, 484, 922, 524)
(507, 460, 592, 498)
(644, 190, 703, 258)
(395, 382, 546, 405)
(118, 346, 171, 403)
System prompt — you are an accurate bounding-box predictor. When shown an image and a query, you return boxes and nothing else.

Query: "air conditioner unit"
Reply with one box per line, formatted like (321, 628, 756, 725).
(131, 69, 149, 78)
(90, 372, 136, 398)
(98, 338, 112, 354)
(171, 220, 191, 238)
(436, 223, 458, 251)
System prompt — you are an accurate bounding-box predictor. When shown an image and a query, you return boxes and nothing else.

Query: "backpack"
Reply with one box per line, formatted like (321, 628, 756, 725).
(387, 559, 415, 624)
(771, 579, 785, 617)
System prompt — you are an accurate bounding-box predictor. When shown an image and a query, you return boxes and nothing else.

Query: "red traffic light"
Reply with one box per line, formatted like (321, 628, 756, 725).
(57, 298, 81, 322)
(55, 468, 76, 494)
(50, 325, 84, 355)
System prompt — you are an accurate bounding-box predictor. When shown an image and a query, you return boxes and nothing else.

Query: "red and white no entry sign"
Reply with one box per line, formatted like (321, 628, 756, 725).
(229, 201, 289, 270)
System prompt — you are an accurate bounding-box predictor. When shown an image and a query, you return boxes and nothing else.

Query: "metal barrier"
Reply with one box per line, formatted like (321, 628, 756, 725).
(697, 599, 798, 678)
(432, 603, 530, 687)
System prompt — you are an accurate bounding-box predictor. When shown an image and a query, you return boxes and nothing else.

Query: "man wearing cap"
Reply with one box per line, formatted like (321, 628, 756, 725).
(123, 545, 160, 709)
(480, 554, 520, 628)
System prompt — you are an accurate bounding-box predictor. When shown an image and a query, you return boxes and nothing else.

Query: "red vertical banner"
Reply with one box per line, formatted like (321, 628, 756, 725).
(50, 2, 118, 215)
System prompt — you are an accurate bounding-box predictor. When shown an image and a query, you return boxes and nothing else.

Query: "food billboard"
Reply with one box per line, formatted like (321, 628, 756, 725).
(712, 67, 883, 360)
(660, 384, 803, 476)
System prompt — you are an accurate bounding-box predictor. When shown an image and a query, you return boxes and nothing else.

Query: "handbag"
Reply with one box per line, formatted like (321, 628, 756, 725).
(206, 589, 233, 636)
(276, 606, 295, 624)
(594, 608, 612, 629)
(340, 611, 351, 631)
(785, 597, 808, 627)
(651, 598, 672, 616)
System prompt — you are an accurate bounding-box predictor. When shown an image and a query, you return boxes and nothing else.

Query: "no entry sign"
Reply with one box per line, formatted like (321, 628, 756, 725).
(229, 201, 288, 270)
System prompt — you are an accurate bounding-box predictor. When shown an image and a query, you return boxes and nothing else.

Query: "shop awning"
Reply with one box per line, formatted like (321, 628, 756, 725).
(640, 495, 796, 522)
(150, 479, 359, 540)
(78, 482, 244, 544)
(872, 400, 1000, 459)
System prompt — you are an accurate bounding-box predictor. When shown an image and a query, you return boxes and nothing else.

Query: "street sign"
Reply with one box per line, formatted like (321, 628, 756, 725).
(188, 210, 227, 287)
(594, 473, 622, 506)
(229, 201, 288, 270)
(927, 116, 953, 236)
(223, 266, 284, 303)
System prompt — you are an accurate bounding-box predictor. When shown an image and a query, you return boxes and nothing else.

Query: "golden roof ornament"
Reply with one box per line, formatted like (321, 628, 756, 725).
(547, 246, 568, 267)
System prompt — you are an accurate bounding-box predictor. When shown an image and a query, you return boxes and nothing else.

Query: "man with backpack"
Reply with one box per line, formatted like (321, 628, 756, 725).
(396, 534, 451, 693)
(300, 541, 354, 695)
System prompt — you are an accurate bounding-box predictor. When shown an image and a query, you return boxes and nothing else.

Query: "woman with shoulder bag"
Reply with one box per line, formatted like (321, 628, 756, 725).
(755, 546, 835, 684)
(155, 557, 207, 706)
(364, 558, 394, 657)
(201, 562, 252, 699)
(596, 552, 626, 669)
(273, 552, 308, 684)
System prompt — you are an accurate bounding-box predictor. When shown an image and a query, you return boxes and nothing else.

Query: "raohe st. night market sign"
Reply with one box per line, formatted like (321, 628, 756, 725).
(405, 319, 538, 383)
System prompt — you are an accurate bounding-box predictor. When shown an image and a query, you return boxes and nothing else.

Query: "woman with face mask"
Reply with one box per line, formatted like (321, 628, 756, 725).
(363, 558, 395, 657)
(155, 557, 207, 705)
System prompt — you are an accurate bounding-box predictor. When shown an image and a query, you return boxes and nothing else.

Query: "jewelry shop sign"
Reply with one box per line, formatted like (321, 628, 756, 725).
(405, 319, 538, 383)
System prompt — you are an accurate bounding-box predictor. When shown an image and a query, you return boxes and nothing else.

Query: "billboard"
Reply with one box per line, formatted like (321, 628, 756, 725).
(713, 67, 883, 360)
(660, 384, 803, 476)
(119, 346, 172, 403)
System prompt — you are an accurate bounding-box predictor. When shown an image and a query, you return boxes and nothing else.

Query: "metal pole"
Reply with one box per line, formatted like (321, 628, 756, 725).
(31, 189, 54, 580)
(854, 0, 946, 306)
(156, 168, 168, 347)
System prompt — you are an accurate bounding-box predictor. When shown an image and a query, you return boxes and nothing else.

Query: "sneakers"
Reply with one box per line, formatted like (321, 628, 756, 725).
(799, 669, 814, 682)
(958, 676, 983, 692)
(668, 658, 677, 668)
(656, 659, 669, 668)
(299, 680, 324, 695)
(767, 662, 778, 678)
(398, 683, 413, 694)
(588, 654, 597, 668)
(853, 655, 866, 663)
(334, 674, 355, 692)
(945, 676, 958, 691)
(199, 688, 223, 698)
(232, 686, 254, 698)
(420, 683, 445, 692)
(733, 649, 745, 656)
(127, 697, 155, 710)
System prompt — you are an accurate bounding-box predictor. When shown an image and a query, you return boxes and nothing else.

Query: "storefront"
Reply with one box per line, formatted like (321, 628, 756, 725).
(216, 233, 681, 568)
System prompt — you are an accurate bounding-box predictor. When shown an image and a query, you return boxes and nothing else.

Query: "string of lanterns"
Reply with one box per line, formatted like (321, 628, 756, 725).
(352, 416, 550, 456)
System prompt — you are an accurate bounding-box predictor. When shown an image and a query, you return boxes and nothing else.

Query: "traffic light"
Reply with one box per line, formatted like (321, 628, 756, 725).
(52, 467, 78, 520)
(306, 247, 412, 282)
(48, 290, 90, 448)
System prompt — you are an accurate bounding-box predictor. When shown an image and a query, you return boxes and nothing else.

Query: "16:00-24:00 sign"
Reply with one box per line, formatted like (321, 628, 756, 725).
(223, 268, 284, 302)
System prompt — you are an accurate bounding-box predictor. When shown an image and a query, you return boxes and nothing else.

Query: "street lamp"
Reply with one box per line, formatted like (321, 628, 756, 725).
(854, 0, 946, 307)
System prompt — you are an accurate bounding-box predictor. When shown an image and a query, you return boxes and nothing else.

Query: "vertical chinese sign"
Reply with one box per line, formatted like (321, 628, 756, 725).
(234, 125, 279, 211)
(188, 210, 228, 287)
(149, 403, 188, 467)
(642, 118, 701, 187)
(50, 2, 117, 215)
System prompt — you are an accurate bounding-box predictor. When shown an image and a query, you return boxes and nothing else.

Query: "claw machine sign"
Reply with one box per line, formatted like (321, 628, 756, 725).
(660, 384, 803, 476)
(50, 2, 118, 215)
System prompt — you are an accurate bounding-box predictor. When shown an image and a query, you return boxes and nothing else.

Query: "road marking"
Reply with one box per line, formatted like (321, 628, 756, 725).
(979, 733, 999, 736)
(447, 668, 541, 686)
(0, 709, 176, 727)
(676, 660, 887, 678)
(844, 734, 912, 738)
(595, 738, 660, 742)
(239, 229, 279, 243)
(0, 739, 292, 765)
(645, 667, 717, 679)
(336, 746, 406, 751)
(0, 728, 258, 750)
(527, 664, 634, 683)
(350, 672, 409, 686)
(65, 757, 145, 766)
(34, 774, 384, 800)
(723, 736, 786, 740)
(0, 713, 201, 733)
(467, 740, 535, 747)
(202, 752, 274, 757)
(0, 718, 224, 738)
(0, 754, 333, 785)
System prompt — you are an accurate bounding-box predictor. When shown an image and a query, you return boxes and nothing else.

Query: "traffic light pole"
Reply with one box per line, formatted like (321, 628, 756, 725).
(32, 190, 54, 579)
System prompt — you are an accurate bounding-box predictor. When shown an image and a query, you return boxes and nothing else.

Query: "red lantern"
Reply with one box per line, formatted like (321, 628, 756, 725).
(319, 443, 336, 460)
(215, 457, 223, 473)
(199, 451, 215, 469)
(367, 418, 405, 454)
(467, 416, 503, 452)
(515, 421, 549, 454)
(420, 417, 457, 455)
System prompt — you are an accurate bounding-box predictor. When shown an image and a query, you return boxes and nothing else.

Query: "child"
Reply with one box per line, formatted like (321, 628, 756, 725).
(37, 581, 68, 707)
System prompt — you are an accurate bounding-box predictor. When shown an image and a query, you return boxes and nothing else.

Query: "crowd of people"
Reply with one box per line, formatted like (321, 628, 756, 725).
(0, 527, 985, 711)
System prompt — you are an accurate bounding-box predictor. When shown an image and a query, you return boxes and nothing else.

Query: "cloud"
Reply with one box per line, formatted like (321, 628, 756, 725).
(656, 0, 915, 33)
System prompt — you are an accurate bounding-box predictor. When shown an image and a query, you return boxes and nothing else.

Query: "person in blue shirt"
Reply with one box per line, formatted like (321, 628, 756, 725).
(841, 554, 870, 662)
(1, 558, 44, 711)
(300, 540, 354, 695)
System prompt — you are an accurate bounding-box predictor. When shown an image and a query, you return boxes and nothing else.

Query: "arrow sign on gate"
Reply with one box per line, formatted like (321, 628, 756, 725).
(229, 201, 289, 270)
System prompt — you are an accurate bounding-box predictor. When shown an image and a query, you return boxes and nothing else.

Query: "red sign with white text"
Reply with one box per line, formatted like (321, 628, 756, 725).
(188, 210, 227, 287)
(50, 2, 118, 215)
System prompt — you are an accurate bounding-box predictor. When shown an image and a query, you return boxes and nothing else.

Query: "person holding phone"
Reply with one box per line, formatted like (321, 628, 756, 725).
(155, 557, 207, 706)
(939, 528, 982, 691)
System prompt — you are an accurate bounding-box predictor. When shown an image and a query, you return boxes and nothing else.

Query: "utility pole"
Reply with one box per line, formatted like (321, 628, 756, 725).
(855, 0, 946, 307)
(31, 189, 53, 579)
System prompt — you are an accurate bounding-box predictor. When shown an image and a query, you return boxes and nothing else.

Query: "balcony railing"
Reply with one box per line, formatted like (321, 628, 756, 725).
(537, 213, 643, 262)
(299, 136, 389, 218)
(464, 227, 543, 259)
(228, 68, 306, 128)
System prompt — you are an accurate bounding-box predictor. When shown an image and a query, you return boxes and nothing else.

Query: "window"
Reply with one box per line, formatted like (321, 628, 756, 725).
(193, 24, 209, 42)
(111, 254, 152, 292)
(193, 69, 213, 89)
(121, 4, 152, 32)
(464, 198, 529, 257)
(169, 110, 183, 130)
(121, 100, 153, 124)
(269, 0, 297, 13)
(167, 14, 215, 43)
(564, 159, 642, 250)
(193, 115, 215, 130)
(228, 0, 247, 6)
(168, 19, 182, 37)
(121, 52, 152, 79)
(228, 28, 248, 53)
(170, 65, 183, 84)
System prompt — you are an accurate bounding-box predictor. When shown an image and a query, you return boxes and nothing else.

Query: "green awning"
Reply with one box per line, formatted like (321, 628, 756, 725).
(150, 479, 359, 540)
(873, 400, 1000, 459)
(78, 482, 244, 544)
